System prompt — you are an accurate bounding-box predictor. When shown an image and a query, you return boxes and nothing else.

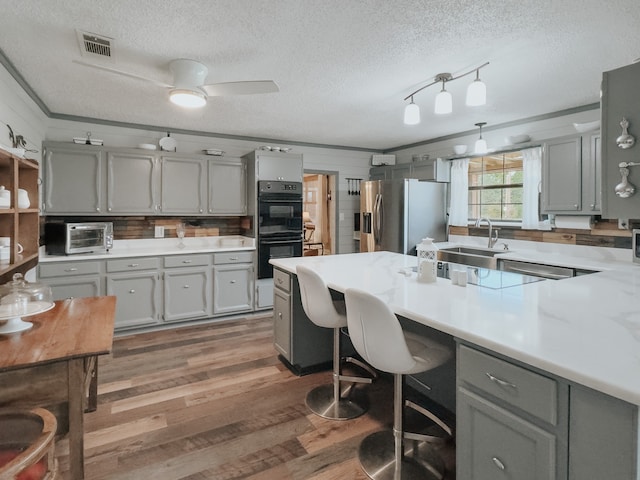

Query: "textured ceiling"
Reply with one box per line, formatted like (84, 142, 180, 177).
(1, 0, 639, 150)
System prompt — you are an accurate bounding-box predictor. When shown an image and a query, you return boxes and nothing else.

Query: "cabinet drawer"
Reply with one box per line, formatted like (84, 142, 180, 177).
(164, 254, 210, 268)
(273, 268, 291, 293)
(213, 251, 253, 265)
(458, 345, 558, 425)
(39, 261, 102, 278)
(107, 257, 160, 273)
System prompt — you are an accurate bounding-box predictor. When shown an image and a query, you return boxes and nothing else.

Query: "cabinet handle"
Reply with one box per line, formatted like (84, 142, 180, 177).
(129, 289, 136, 294)
(230, 280, 236, 284)
(485, 372, 517, 390)
(199, 208, 203, 213)
(182, 260, 192, 264)
(229, 257, 238, 261)
(590, 203, 595, 209)
(108, 207, 112, 212)
(183, 285, 190, 289)
(128, 263, 139, 267)
(574, 204, 579, 209)
(277, 278, 283, 285)
(492, 457, 506, 471)
(96, 207, 101, 212)
(278, 312, 282, 319)
(64, 268, 78, 272)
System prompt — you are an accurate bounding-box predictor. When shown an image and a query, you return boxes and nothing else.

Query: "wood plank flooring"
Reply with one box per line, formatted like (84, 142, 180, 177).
(54, 314, 455, 479)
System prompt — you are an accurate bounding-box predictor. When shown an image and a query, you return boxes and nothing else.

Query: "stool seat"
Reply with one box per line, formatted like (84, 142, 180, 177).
(345, 287, 453, 480)
(296, 266, 376, 421)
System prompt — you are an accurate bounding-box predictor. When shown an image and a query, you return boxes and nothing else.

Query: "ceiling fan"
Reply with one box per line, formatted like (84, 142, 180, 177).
(72, 58, 279, 108)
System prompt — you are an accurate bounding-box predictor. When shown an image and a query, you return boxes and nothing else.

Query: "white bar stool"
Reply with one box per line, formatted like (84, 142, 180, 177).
(296, 265, 376, 420)
(345, 287, 453, 480)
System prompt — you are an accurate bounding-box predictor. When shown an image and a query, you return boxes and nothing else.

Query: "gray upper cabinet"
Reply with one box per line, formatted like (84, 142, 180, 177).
(107, 151, 158, 214)
(601, 61, 640, 218)
(256, 152, 303, 182)
(542, 134, 601, 215)
(161, 155, 207, 214)
(43, 145, 104, 214)
(208, 158, 247, 215)
(369, 158, 450, 182)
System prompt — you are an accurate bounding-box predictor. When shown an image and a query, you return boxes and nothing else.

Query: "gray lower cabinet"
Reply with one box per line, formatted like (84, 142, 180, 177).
(212, 252, 254, 315)
(38, 260, 104, 300)
(163, 254, 212, 322)
(271, 267, 333, 374)
(457, 342, 638, 480)
(42, 145, 104, 214)
(106, 257, 162, 330)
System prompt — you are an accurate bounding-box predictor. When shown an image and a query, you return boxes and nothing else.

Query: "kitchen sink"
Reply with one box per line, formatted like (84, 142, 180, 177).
(437, 246, 511, 269)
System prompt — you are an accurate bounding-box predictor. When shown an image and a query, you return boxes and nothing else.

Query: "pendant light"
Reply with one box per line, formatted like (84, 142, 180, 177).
(466, 69, 487, 106)
(403, 96, 420, 125)
(401, 62, 489, 124)
(434, 74, 453, 114)
(474, 122, 488, 154)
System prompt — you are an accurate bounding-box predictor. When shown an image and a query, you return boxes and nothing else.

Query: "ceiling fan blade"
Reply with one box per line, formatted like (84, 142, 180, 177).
(202, 80, 279, 96)
(72, 59, 173, 88)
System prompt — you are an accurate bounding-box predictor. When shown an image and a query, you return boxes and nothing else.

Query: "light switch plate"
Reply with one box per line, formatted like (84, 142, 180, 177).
(154, 226, 165, 238)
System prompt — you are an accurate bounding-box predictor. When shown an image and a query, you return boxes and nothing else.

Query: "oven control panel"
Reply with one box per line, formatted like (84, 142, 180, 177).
(258, 181, 302, 194)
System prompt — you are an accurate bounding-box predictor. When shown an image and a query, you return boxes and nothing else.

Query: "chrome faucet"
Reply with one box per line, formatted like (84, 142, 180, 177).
(475, 217, 499, 248)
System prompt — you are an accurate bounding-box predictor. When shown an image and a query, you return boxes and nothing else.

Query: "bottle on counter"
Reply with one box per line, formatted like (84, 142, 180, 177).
(416, 237, 438, 283)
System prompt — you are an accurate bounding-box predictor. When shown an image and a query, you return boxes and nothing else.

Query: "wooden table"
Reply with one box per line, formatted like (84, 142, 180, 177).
(0, 296, 116, 479)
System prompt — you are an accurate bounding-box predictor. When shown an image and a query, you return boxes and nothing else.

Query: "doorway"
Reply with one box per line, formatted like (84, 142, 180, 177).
(303, 171, 337, 256)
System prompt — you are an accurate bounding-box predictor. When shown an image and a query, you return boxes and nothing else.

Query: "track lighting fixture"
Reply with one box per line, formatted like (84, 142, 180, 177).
(403, 62, 489, 124)
(474, 122, 488, 154)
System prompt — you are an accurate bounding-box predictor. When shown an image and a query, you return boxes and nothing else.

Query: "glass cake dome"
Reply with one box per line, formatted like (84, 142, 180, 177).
(0, 273, 54, 334)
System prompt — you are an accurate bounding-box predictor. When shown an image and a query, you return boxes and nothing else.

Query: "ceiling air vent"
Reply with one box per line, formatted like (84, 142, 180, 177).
(76, 30, 114, 60)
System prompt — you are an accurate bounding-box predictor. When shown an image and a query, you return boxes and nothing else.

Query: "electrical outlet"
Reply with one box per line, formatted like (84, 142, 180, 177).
(618, 219, 629, 229)
(154, 226, 165, 238)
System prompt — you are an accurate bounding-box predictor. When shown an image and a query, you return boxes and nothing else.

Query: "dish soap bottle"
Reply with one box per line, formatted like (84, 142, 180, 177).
(416, 237, 438, 283)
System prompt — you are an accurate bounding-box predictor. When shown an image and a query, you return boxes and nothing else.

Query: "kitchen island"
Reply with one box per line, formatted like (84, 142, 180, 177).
(271, 249, 640, 479)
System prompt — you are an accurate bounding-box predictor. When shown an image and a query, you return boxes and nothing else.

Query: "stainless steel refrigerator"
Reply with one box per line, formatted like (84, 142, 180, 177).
(360, 179, 447, 254)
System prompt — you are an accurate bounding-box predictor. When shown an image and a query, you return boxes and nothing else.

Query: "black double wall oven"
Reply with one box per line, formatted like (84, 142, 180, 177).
(257, 181, 303, 279)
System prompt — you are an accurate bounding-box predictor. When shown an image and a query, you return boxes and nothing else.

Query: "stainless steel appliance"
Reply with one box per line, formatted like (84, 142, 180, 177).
(634, 229, 640, 264)
(360, 179, 446, 254)
(257, 181, 303, 278)
(45, 222, 113, 255)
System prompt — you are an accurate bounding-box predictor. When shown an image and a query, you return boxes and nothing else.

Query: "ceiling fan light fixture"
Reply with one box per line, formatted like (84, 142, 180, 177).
(169, 88, 207, 108)
(403, 97, 420, 125)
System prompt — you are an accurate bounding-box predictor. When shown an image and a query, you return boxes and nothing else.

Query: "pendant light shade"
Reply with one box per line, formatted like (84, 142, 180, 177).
(403, 97, 420, 125)
(474, 122, 488, 154)
(466, 70, 487, 106)
(434, 88, 452, 114)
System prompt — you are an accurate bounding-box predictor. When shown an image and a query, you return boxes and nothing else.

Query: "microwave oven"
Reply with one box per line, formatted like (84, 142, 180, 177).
(45, 222, 113, 255)
(634, 229, 640, 265)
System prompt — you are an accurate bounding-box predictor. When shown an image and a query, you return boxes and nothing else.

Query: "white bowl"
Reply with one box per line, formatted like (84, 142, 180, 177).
(138, 143, 157, 150)
(505, 134, 531, 145)
(453, 145, 468, 154)
(204, 149, 224, 156)
(573, 121, 600, 133)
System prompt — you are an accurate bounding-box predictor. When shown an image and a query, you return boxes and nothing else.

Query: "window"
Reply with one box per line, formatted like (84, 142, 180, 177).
(468, 152, 523, 222)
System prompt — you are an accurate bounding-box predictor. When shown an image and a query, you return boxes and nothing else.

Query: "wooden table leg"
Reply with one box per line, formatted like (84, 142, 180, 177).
(68, 358, 85, 479)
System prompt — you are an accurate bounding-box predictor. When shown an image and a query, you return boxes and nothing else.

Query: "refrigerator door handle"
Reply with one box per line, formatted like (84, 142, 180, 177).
(373, 193, 383, 245)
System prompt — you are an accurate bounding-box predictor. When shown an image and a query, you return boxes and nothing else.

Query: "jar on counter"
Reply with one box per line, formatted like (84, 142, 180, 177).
(416, 237, 438, 283)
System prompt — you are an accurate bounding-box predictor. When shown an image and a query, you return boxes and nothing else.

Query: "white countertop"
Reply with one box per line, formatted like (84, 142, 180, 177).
(39, 236, 255, 262)
(270, 242, 640, 406)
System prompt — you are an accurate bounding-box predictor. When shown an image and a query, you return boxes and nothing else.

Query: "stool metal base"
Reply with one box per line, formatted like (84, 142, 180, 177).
(305, 384, 368, 420)
(358, 430, 444, 480)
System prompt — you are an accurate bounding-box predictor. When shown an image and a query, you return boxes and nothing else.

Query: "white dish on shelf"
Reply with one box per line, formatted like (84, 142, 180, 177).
(138, 143, 157, 150)
(204, 149, 224, 156)
(573, 121, 600, 133)
(453, 145, 468, 154)
(505, 134, 531, 145)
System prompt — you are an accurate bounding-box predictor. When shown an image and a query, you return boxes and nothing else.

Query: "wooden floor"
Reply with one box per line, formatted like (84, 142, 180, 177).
(54, 314, 455, 479)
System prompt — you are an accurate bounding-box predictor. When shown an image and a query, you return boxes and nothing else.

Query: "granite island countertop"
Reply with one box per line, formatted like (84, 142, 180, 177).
(270, 244, 640, 406)
(39, 235, 255, 262)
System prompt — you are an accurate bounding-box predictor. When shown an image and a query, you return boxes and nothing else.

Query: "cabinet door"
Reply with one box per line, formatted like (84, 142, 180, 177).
(583, 134, 601, 213)
(106, 151, 158, 214)
(160, 156, 207, 214)
(389, 164, 412, 180)
(213, 263, 254, 314)
(273, 287, 291, 360)
(164, 267, 211, 322)
(208, 160, 247, 215)
(43, 146, 104, 214)
(256, 154, 303, 182)
(457, 387, 556, 480)
(107, 271, 161, 330)
(48, 275, 103, 301)
(542, 136, 582, 213)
